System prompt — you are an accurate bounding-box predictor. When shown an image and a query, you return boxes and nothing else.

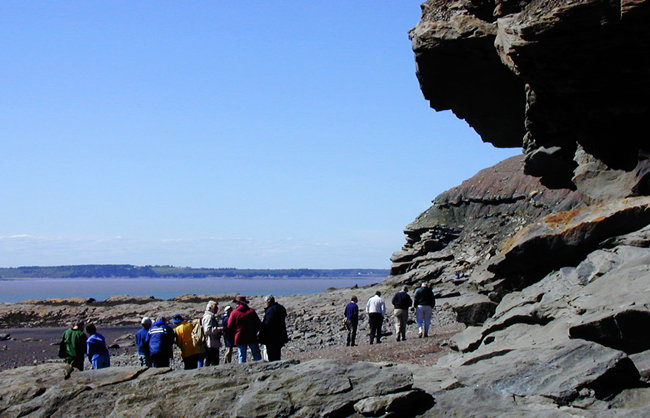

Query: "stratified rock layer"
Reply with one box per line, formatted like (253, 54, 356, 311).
(387, 0, 650, 415)
(411, 0, 650, 195)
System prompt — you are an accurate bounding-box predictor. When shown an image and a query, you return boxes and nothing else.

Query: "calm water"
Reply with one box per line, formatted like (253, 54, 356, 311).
(0, 277, 381, 303)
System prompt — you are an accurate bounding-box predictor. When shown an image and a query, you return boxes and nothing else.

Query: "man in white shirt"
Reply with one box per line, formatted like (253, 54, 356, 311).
(366, 291, 386, 344)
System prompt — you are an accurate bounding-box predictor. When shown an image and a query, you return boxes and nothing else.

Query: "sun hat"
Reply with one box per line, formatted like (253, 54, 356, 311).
(233, 295, 249, 305)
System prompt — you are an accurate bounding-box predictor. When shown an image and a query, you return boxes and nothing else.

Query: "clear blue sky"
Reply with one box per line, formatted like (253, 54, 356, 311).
(0, 1, 519, 269)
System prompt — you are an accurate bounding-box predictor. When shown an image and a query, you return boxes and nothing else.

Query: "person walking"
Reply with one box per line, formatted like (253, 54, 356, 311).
(147, 316, 175, 368)
(391, 286, 413, 342)
(344, 296, 359, 346)
(258, 294, 288, 361)
(135, 317, 152, 367)
(413, 283, 436, 338)
(227, 295, 262, 363)
(202, 300, 223, 366)
(61, 320, 87, 371)
(172, 314, 201, 370)
(86, 323, 110, 369)
(366, 291, 386, 344)
(220, 305, 234, 364)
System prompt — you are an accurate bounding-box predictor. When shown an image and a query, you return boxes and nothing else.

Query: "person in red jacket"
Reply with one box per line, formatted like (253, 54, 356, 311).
(227, 295, 262, 363)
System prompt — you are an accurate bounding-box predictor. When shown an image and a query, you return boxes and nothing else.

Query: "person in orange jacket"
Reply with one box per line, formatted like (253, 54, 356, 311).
(172, 314, 201, 370)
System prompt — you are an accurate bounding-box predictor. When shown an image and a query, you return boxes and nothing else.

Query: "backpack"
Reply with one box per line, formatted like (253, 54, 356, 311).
(191, 320, 206, 346)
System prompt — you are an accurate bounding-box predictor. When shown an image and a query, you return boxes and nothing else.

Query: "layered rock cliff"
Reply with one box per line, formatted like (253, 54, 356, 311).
(384, 0, 650, 415)
(2, 1, 649, 417)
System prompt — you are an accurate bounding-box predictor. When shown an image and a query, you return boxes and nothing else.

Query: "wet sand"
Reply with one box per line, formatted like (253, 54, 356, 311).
(0, 326, 140, 371)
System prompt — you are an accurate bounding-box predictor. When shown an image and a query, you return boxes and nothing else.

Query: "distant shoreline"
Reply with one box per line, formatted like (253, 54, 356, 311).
(0, 265, 389, 280)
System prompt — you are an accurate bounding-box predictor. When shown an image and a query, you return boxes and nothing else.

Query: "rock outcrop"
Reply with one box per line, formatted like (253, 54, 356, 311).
(382, 0, 650, 415)
(0, 360, 433, 418)
(2, 1, 649, 417)
(410, 0, 650, 196)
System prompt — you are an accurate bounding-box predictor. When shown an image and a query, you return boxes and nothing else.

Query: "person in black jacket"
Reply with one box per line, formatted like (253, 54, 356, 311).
(258, 295, 288, 361)
(413, 283, 436, 338)
(391, 286, 413, 342)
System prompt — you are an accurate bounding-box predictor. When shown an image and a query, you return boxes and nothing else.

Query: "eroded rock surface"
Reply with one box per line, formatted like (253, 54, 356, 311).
(0, 360, 428, 418)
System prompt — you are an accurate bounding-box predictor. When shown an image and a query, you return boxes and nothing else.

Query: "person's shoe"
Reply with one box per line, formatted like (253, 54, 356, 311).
(351, 343, 356, 346)
(418, 332, 423, 338)
(369, 341, 374, 345)
(346, 342, 350, 346)
(424, 334, 429, 338)
(396, 337, 401, 342)
(377, 340, 382, 344)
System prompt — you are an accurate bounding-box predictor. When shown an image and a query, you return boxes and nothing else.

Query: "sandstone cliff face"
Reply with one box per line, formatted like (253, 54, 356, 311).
(411, 0, 650, 197)
(383, 0, 650, 415)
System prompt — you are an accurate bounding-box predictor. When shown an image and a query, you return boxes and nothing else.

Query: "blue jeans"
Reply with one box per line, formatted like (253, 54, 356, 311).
(237, 344, 262, 363)
(92, 355, 110, 369)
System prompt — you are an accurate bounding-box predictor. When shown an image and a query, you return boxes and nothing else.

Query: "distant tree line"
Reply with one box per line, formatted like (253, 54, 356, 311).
(0, 265, 389, 279)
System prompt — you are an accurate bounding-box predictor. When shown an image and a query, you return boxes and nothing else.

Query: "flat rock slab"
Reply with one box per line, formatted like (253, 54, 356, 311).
(0, 359, 416, 418)
(454, 339, 639, 404)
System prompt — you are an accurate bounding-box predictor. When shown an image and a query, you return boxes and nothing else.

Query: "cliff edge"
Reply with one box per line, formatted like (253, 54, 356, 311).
(383, 0, 650, 415)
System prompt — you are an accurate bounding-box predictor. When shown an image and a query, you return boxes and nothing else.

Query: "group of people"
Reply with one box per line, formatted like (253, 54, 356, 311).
(60, 284, 435, 371)
(344, 283, 436, 346)
(135, 294, 288, 370)
(60, 321, 111, 370)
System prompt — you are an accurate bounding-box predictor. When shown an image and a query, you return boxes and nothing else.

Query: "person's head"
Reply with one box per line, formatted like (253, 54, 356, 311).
(141, 317, 152, 329)
(206, 300, 218, 313)
(375, 291, 381, 297)
(403, 286, 409, 292)
(155, 315, 167, 324)
(421, 283, 429, 288)
(172, 314, 184, 325)
(351, 296, 358, 303)
(233, 295, 249, 305)
(223, 305, 232, 314)
(85, 323, 97, 335)
(73, 320, 85, 330)
(264, 294, 275, 305)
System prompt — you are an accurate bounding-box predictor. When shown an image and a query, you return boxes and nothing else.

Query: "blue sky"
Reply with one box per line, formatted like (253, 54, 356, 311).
(0, 1, 519, 269)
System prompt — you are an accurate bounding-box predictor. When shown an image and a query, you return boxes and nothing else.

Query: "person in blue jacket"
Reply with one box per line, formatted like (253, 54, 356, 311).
(344, 296, 359, 347)
(85, 323, 110, 369)
(135, 317, 152, 367)
(146, 316, 175, 368)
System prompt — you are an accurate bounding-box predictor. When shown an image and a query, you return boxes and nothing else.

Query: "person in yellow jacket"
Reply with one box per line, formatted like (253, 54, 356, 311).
(172, 314, 200, 370)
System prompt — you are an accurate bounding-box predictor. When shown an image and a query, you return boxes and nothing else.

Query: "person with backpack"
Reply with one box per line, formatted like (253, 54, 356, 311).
(202, 300, 223, 366)
(172, 314, 200, 370)
(413, 283, 436, 338)
(190, 318, 206, 367)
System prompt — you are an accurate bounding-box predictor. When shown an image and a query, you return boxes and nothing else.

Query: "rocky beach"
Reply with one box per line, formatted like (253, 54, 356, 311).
(0, 287, 461, 372)
(2, 0, 650, 416)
